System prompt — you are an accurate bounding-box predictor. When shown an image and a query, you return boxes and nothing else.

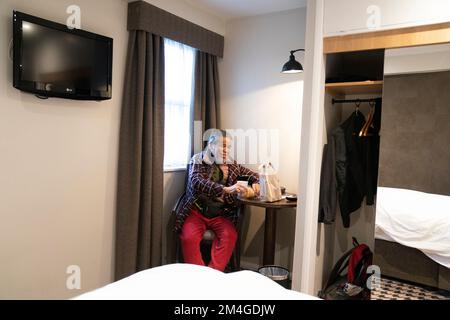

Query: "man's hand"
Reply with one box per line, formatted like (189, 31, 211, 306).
(223, 183, 246, 195)
(251, 183, 260, 196)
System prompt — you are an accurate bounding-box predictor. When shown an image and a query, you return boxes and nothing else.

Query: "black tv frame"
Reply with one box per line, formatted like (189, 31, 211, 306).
(13, 11, 113, 101)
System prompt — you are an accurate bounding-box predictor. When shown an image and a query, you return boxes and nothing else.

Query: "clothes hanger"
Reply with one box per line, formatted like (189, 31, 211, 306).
(359, 101, 376, 137)
(359, 105, 371, 137)
(351, 100, 364, 136)
(354, 100, 361, 115)
(366, 100, 377, 136)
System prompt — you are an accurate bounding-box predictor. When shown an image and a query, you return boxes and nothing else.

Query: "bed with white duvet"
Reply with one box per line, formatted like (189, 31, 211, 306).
(375, 187, 450, 269)
(74, 264, 318, 300)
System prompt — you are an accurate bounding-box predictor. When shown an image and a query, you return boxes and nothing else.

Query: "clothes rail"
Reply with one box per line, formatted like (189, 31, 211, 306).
(332, 98, 381, 105)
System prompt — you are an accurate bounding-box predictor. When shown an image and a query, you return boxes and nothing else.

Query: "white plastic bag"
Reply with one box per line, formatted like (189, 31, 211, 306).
(259, 163, 282, 202)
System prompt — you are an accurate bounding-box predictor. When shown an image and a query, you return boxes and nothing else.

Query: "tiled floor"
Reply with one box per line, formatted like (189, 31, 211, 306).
(371, 277, 450, 300)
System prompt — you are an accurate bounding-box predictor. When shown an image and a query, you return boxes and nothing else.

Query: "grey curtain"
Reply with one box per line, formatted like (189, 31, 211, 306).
(192, 51, 221, 154)
(115, 30, 165, 281)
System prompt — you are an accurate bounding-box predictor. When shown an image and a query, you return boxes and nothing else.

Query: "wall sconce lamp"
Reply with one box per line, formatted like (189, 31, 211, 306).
(281, 49, 305, 74)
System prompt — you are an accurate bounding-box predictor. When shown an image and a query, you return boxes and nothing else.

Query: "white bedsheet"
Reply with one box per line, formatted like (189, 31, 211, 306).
(74, 264, 318, 300)
(375, 187, 450, 268)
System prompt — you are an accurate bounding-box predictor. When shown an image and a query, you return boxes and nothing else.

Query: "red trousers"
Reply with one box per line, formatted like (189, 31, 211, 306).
(180, 209, 237, 271)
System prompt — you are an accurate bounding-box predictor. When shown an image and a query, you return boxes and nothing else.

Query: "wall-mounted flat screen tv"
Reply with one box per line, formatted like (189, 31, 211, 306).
(13, 11, 113, 100)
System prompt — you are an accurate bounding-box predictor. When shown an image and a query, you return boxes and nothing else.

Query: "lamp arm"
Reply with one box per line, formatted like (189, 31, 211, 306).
(290, 49, 305, 55)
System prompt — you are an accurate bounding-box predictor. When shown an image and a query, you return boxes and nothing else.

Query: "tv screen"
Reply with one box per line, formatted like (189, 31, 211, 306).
(13, 11, 113, 100)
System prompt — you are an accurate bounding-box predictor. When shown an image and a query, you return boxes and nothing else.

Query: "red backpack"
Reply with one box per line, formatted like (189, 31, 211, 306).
(319, 238, 373, 300)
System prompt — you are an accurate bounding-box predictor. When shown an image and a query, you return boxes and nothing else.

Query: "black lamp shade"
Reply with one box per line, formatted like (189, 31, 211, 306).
(282, 54, 303, 74)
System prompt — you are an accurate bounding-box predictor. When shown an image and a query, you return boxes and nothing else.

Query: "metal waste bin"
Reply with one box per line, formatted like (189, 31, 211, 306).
(258, 265, 290, 289)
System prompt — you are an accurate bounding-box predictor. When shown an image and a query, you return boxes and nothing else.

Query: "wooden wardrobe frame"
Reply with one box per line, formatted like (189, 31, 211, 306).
(324, 22, 450, 291)
(324, 21, 450, 53)
(292, 1, 450, 294)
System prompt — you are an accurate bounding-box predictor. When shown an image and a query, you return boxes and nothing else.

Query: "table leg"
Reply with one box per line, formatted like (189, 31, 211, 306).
(263, 208, 277, 266)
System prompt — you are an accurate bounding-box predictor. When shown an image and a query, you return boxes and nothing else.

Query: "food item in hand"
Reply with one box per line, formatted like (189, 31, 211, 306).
(242, 186, 255, 199)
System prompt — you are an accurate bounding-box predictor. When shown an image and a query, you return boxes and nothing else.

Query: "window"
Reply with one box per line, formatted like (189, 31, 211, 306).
(164, 39, 196, 170)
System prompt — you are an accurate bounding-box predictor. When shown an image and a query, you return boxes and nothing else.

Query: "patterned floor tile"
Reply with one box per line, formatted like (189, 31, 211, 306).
(371, 277, 450, 300)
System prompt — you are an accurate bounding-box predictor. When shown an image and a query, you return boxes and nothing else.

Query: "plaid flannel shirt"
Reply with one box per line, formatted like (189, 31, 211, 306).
(174, 152, 259, 232)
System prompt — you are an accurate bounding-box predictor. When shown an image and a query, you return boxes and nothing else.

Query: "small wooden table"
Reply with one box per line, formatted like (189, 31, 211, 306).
(237, 196, 297, 266)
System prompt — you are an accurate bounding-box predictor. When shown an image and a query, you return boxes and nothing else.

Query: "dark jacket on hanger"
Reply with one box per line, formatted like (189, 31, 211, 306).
(337, 98, 382, 227)
(338, 111, 366, 227)
(334, 126, 347, 202)
(318, 134, 337, 224)
(318, 99, 382, 228)
(318, 126, 347, 224)
(361, 98, 382, 205)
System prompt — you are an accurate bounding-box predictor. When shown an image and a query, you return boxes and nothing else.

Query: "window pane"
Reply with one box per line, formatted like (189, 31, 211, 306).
(164, 39, 195, 170)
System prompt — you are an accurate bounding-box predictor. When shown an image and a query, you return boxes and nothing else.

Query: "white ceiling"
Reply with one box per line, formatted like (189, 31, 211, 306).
(184, 0, 307, 21)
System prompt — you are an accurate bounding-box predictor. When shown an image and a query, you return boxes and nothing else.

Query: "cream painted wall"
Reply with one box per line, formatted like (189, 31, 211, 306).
(0, 0, 127, 299)
(291, 0, 325, 295)
(313, 93, 341, 294)
(0, 0, 220, 300)
(220, 8, 306, 271)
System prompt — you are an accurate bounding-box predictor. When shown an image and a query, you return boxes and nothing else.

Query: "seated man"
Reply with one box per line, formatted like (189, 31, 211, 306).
(175, 129, 260, 271)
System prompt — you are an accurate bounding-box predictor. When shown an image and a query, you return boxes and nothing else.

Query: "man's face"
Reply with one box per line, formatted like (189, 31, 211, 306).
(210, 136, 232, 164)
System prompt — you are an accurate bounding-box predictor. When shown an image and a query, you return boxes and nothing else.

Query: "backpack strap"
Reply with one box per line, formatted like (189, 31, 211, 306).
(321, 247, 354, 293)
(352, 248, 373, 287)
